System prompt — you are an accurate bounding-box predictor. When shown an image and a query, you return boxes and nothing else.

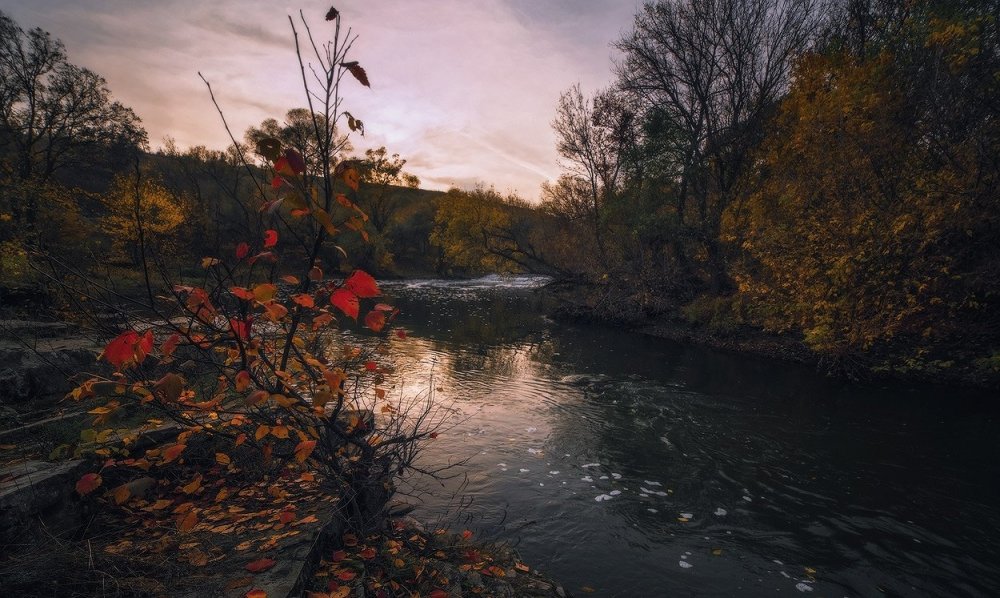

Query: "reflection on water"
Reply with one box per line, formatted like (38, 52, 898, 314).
(373, 277, 1000, 597)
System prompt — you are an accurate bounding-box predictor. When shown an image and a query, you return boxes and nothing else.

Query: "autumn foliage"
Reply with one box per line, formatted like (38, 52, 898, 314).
(63, 8, 441, 551)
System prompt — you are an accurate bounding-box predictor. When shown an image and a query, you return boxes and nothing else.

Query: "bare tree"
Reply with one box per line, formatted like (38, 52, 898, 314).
(0, 10, 146, 185)
(551, 84, 630, 259)
(615, 0, 820, 292)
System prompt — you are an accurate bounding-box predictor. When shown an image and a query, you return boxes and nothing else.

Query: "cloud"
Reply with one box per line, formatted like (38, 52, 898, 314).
(0, 0, 639, 201)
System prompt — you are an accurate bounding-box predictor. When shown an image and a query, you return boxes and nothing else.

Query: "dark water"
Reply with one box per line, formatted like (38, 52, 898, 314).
(370, 276, 1000, 597)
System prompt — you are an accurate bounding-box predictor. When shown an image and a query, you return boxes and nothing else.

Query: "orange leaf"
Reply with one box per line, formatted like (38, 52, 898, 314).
(430, 590, 449, 598)
(308, 266, 323, 281)
(231, 287, 255, 301)
(330, 289, 359, 320)
(235, 370, 251, 392)
(245, 558, 276, 573)
(331, 550, 348, 562)
(216, 452, 232, 465)
(292, 294, 315, 308)
(281, 275, 300, 285)
(364, 310, 386, 333)
(263, 302, 288, 322)
(235, 433, 247, 447)
(177, 509, 198, 532)
(359, 547, 376, 560)
(246, 390, 268, 407)
(271, 425, 289, 440)
(294, 440, 316, 463)
(312, 312, 334, 331)
(263, 229, 278, 248)
(182, 474, 203, 495)
(162, 443, 187, 464)
(255, 425, 270, 441)
(245, 589, 267, 598)
(344, 270, 380, 298)
(279, 510, 295, 524)
(75, 473, 102, 496)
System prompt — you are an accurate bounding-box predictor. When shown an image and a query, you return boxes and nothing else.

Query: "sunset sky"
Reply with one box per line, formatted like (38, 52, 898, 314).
(0, 0, 640, 199)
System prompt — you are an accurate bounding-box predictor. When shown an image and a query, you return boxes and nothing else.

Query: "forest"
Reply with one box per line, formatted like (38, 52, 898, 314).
(2, 0, 998, 383)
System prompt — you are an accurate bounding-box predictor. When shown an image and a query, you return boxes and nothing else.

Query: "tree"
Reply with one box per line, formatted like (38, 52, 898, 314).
(0, 10, 146, 186)
(356, 146, 419, 233)
(614, 0, 820, 292)
(100, 170, 189, 266)
(244, 107, 350, 175)
(49, 9, 447, 558)
(550, 85, 629, 261)
(729, 4, 1000, 371)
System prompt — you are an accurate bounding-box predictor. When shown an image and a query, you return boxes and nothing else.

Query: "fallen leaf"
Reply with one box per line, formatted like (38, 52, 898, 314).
(245, 558, 277, 573)
(76, 473, 102, 496)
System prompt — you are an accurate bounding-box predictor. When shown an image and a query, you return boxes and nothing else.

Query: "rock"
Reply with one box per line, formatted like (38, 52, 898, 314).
(0, 459, 89, 542)
(0, 338, 99, 405)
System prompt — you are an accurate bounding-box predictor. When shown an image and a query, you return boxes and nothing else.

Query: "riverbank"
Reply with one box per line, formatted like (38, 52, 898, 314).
(545, 287, 1000, 391)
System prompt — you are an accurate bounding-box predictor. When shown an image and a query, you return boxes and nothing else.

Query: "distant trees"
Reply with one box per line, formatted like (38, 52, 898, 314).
(0, 10, 146, 185)
(356, 146, 419, 233)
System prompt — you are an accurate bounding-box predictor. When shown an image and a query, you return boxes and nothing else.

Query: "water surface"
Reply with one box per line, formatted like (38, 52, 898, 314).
(370, 276, 999, 597)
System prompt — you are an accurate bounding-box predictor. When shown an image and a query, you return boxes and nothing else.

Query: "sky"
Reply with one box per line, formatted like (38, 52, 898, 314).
(0, 0, 641, 200)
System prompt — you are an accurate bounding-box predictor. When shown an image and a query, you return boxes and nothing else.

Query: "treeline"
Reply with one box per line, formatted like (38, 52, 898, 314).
(448, 0, 1000, 381)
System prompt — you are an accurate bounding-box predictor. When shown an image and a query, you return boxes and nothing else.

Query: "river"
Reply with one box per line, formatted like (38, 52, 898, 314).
(363, 276, 1000, 597)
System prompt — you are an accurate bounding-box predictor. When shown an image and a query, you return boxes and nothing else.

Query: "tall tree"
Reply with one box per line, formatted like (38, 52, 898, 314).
(614, 0, 820, 292)
(0, 10, 146, 185)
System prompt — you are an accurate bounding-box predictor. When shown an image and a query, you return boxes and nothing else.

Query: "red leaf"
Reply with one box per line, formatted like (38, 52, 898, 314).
(364, 361, 378, 372)
(359, 547, 376, 560)
(285, 148, 306, 175)
(330, 289, 359, 320)
(331, 550, 348, 562)
(75, 473, 102, 496)
(102, 330, 136, 368)
(396, 329, 407, 339)
(161, 333, 182, 357)
(245, 558, 276, 573)
(274, 156, 294, 176)
(364, 310, 386, 333)
(263, 229, 278, 248)
(236, 242, 250, 260)
(271, 176, 285, 190)
(344, 270, 380, 298)
(461, 530, 473, 540)
(325, 7, 339, 21)
(430, 590, 449, 598)
(230, 318, 252, 341)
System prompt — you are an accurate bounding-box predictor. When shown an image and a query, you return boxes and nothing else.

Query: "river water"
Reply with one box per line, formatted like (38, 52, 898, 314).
(367, 276, 999, 597)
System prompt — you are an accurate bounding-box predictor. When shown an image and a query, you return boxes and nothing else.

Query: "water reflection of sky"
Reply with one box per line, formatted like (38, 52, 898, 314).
(364, 277, 1000, 598)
